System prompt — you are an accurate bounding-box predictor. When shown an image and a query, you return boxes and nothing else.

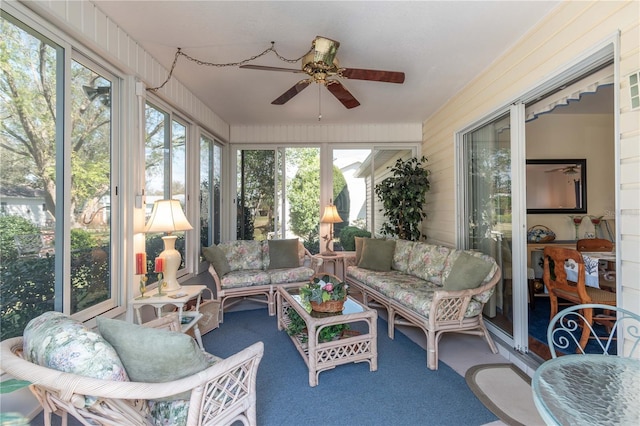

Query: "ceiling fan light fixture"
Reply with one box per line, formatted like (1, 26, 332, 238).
(311, 36, 340, 68)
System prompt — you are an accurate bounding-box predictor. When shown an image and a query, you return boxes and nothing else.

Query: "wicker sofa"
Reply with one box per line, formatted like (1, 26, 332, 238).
(345, 238, 501, 370)
(205, 239, 322, 322)
(0, 312, 263, 426)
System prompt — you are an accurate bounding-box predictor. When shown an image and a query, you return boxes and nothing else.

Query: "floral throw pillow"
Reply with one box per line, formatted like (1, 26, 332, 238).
(22, 311, 128, 406)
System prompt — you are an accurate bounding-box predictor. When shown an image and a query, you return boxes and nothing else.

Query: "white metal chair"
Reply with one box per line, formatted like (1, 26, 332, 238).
(547, 303, 640, 358)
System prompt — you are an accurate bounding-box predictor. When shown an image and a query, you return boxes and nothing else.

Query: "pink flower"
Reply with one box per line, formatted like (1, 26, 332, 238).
(324, 283, 333, 292)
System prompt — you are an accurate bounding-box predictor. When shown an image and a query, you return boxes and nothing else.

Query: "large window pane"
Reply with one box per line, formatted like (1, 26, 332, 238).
(69, 59, 112, 313)
(199, 134, 222, 265)
(331, 149, 371, 250)
(284, 147, 320, 252)
(0, 14, 59, 339)
(463, 114, 513, 336)
(237, 150, 276, 241)
(1, 13, 117, 339)
(144, 103, 188, 275)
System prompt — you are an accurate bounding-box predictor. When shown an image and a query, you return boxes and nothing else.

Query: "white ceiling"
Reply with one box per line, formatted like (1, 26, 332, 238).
(93, 1, 564, 126)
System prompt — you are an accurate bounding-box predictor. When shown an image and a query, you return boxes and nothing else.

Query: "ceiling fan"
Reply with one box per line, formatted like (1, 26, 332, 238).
(545, 165, 580, 175)
(240, 36, 405, 109)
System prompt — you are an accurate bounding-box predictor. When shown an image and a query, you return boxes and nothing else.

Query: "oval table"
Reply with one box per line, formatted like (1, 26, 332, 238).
(532, 354, 640, 425)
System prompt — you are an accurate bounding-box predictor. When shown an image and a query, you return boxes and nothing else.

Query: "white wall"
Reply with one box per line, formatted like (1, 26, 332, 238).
(527, 113, 615, 240)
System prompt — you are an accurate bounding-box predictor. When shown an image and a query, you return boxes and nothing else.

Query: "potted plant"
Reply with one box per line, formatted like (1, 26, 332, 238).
(374, 156, 430, 241)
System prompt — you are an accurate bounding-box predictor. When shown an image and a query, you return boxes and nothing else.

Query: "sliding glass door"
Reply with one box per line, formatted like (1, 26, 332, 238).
(461, 113, 515, 339)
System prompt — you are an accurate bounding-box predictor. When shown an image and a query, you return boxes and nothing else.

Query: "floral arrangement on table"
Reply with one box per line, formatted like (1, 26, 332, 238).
(300, 274, 348, 313)
(286, 274, 350, 343)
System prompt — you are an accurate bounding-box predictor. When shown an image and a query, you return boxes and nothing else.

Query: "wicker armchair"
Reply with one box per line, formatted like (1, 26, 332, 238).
(0, 317, 264, 426)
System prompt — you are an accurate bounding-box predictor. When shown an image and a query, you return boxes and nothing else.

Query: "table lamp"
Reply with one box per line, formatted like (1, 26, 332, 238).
(144, 199, 193, 292)
(320, 200, 343, 256)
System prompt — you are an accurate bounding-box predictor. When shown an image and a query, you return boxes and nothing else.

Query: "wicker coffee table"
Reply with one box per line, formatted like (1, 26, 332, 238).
(276, 287, 377, 386)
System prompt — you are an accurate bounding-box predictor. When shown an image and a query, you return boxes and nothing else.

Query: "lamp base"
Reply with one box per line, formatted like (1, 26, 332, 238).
(160, 235, 182, 293)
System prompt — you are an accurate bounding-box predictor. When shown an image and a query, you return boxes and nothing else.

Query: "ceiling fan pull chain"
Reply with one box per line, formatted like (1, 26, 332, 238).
(318, 84, 322, 121)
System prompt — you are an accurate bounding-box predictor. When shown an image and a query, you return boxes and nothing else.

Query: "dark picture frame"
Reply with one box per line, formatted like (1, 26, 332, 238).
(526, 159, 587, 214)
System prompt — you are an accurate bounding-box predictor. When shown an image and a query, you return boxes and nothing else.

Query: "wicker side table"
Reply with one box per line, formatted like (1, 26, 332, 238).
(276, 286, 377, 387)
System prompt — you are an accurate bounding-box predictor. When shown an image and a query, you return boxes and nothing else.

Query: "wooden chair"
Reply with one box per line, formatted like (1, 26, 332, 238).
(542, 246, 616, 351)
(547, 303, 640, 357)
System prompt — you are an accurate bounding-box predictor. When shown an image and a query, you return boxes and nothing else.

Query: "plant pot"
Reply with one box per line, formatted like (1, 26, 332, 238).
(310, 299, 345, 313)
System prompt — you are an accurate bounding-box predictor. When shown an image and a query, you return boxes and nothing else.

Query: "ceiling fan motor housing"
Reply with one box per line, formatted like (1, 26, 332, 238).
(302, 36, 340, 76)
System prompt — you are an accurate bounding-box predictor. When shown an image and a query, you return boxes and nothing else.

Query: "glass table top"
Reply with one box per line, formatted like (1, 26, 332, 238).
(532, 354, 640, 425)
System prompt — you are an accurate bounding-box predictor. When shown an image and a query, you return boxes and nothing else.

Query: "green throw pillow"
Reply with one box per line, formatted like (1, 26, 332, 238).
(354, 237, 368, 265)
(443, 252, 493, 291)
(358, 239, 396, 272)
(96, 317, 209, 385)
(203, 245, 231, 277)
(268, 239, 300, 269)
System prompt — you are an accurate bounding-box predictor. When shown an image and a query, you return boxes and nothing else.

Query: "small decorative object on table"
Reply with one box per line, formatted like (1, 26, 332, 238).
(589, 215, 604, 238)
(568, 215, 584, 240)
(154, 257, 166, 297)
(135, 253, 149, 299)
(527, 225, 556, 243)
(301, 273, 348, 313)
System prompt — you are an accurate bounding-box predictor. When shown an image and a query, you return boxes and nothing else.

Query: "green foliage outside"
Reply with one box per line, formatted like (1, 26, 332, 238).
(339, 226, 372, 251)
(0, 220, 114, 340)
(0, 216, 39, 260)
(375, 156, 430, 241)
(288, 153, 349, 254)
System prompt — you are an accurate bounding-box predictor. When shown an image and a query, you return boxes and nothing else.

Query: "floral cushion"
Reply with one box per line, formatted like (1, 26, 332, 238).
(392, 239, 415, 273)
(267, 266, 314, 284)
(407, 243, 452, 285)
(22, 312, 128, 406)
(219, 240, 263, 271)
(221, 270, 271, 289)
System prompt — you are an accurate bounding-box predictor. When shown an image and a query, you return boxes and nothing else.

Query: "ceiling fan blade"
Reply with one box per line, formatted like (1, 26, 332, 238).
(240, 64, 304, 74)
(326, 81, 360, 109)
(271, 80, 312, 105)
(341, 68, 405, 84)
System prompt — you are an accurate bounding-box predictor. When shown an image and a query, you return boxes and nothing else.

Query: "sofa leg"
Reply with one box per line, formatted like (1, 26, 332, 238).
(388, 307, 395, 339)
(479, 317, 498, 354)
(427, 330, 438, 370)
(267, 289, 275, 316)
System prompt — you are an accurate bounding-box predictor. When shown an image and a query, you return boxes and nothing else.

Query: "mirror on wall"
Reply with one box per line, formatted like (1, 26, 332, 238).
(526, 159, 587, 214)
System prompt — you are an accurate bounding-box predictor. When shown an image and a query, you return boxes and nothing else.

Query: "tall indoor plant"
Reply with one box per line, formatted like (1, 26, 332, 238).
(374, 156, 430, 241)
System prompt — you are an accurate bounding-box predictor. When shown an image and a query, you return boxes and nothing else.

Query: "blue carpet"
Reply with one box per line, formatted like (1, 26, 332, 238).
(30, 308, 497, 425)
(207, 308, 497, 426)
(528, 296, 615, 355)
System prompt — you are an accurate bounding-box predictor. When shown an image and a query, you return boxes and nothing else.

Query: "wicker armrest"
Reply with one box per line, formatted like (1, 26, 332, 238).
(0, 337, 264, 425)
(430, 268, 502, 324)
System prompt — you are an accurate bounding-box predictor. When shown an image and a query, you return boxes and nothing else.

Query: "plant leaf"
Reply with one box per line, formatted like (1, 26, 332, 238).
(0, 379, 31, 394)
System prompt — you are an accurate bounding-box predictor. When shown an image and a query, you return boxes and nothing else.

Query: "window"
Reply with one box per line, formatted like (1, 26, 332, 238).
(0, 12, 119, 339)
(235, 146, 416, 253)
(199, 134, 222, 266)
(144, 102, 189, 275)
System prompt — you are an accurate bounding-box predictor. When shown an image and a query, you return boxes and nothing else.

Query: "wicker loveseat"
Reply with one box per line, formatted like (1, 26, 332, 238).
(205, 239, 322, 322)
(345, 238, 501, 370)
(0, 313, 263, 426)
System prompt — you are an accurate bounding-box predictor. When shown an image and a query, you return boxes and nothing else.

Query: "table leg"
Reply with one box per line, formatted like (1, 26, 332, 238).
(193, 323, 204, 350)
